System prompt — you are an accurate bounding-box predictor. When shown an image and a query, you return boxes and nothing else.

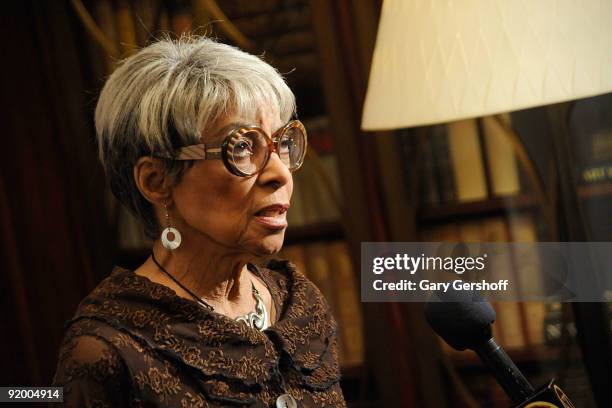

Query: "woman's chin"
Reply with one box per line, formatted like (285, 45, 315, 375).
(253, 234, 286, 256)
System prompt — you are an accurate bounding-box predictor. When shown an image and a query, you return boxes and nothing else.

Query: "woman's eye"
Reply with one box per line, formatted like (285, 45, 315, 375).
(280, 138, 294, 153)
(234, 139, 254, 158)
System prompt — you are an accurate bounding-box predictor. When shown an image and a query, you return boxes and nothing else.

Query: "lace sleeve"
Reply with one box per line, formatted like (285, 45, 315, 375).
(52, 335, 130, 407)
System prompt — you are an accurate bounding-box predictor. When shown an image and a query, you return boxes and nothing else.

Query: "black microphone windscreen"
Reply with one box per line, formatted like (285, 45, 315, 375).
(425, 290, 496, 351)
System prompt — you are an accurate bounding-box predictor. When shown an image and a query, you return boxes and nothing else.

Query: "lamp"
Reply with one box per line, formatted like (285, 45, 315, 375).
(362, 0, 612, 131)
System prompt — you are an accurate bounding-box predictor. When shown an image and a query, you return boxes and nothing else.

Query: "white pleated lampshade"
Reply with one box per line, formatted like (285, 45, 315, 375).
(362, 0, 612, 131)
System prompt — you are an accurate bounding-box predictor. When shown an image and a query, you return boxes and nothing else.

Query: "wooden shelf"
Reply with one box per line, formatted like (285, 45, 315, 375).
(449, 343, 582, 369)
(577, 182, 612, 199)
(284, 220, 344, 245)
(418, 184, 612, 226)
(418, 194, 537, 225)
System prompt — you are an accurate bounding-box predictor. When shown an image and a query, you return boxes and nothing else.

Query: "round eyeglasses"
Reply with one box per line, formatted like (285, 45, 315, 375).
(157, 120, 307, 177)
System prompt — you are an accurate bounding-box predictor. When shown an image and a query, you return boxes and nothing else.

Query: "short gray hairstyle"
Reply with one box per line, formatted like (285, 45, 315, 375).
(95, 36, 297, 238)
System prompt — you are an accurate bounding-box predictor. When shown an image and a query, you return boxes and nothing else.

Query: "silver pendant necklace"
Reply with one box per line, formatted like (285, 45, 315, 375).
(235, 283, 269, 331)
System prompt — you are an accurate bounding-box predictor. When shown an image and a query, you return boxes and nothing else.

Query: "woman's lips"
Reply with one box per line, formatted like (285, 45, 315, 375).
(254, 204, 289, 230)
(254, 213, 287, 229)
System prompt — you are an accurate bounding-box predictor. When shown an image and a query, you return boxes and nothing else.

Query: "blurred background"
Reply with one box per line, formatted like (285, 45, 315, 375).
(1, 1, 611, 407)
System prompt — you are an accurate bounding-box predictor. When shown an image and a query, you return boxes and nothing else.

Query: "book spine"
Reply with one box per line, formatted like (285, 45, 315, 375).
(92, 0, 119, 72)
(430, 125, 457, 203)
(480, 217, 526, 349)
(326, 241, 364, 366)
(418, 130, 441, 205)
(287, 173, 307, 228)
(423, 223, 466, 357)
(482, 116, 521, 196)
(114, 0, 138, 55)
(579, 161, 612, 184)
(447, 119, 488, 202)
(507, 213, 546, 345)
(295, 163, 318, 225)
(397, 128, 416, 205)
(277, 244, 307, 278)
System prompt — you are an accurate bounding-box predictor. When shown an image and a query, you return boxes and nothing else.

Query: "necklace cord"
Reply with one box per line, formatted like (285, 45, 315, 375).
(150, 251, 215, 310)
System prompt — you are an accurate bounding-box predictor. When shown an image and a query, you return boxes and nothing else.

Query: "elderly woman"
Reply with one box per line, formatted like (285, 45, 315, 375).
(52, 36, 346, 408)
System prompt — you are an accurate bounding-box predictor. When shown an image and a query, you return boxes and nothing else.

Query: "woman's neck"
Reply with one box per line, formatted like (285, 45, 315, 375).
(138, 239, 256, 316)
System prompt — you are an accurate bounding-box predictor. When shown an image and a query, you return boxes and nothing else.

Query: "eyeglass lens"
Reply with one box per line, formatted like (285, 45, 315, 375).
(278, 126, 306, 169)
(228, 125, 305, 176)
(228, 130, 269, 175)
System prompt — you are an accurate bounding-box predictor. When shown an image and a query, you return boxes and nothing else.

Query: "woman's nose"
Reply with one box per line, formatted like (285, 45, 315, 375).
(257, 151, 292, 188)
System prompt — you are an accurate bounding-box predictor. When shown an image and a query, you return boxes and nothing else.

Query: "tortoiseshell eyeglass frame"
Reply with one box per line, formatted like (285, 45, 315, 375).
(156, 120, 307, 177)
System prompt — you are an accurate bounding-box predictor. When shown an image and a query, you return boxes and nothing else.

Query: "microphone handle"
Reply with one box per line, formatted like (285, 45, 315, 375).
(474, 338, 535, 404)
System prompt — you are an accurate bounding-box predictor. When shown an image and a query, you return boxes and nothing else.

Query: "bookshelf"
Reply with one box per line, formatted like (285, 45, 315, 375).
(306, 0, 612, 404)
(402, 98, 612, 406)
(577, 183, 612, 199)
(418, 194, 537, 225)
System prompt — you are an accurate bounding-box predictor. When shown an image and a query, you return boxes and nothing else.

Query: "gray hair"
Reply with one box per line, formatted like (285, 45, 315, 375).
(95, 36, 296, 238)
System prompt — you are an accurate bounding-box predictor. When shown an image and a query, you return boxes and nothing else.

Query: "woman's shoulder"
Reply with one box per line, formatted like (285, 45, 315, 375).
(258, 258, 320, 299)
(54, 331, 125, 377)
(53, 321, 131, 407)
(56, 267, 178, 366)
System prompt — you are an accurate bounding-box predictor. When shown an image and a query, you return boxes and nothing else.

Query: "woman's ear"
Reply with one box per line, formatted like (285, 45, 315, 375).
(133, 157, 172, 204)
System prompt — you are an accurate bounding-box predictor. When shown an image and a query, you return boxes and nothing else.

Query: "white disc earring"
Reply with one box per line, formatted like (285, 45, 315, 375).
(161, 203, 181, 250)
(161, 227, 181, 250)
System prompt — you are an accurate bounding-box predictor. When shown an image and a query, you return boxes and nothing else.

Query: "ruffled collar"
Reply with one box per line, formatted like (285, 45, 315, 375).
(68, 260, 339, 391)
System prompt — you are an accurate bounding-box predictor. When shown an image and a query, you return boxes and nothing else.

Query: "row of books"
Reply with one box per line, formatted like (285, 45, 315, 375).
(424, 211, 612, 352)
(543, 302, 612, 345)
(421, 213, 546, 351)
(275, 240, 364, 367)
(407, 115, 524, 206)
(406, 101, 612, 208)
(568, 93, 612, 185)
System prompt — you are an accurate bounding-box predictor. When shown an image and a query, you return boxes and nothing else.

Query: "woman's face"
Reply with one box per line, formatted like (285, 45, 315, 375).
(170, 108, 293, 257)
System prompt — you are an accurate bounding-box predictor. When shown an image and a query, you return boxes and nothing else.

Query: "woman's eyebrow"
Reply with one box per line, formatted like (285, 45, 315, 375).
(206, 122, 249, 142)
(206, 121, 285, 142)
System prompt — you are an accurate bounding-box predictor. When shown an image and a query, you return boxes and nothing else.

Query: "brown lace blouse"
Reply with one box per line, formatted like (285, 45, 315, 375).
(52, 259, 346, 407)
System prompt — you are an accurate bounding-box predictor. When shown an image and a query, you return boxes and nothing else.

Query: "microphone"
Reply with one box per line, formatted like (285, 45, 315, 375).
(425, 290, 576, 407)
(425, 290, 534, 404)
